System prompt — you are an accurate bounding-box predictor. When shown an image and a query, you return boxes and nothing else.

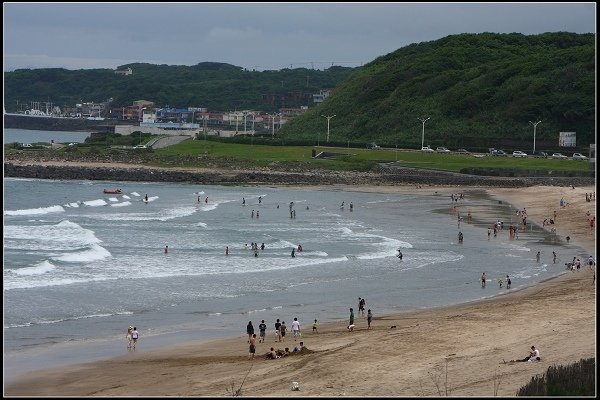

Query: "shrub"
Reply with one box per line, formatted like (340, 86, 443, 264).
(517, 358, 595, 396)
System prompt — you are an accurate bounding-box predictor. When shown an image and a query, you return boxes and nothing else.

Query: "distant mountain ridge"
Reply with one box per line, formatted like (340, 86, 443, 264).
(282, 32, 595, 149)
(3, 62, 355, 113)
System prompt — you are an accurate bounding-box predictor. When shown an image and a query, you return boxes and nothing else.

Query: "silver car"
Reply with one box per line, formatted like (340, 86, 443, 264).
(552, 153, 568, 159)
(572, 153, 588, 160)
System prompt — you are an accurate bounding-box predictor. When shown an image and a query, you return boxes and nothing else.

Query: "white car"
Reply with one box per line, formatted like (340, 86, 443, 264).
(134, 145, 147, 149)
(572, 153, 588, 160)
(552, 153, 568, 159)
(512, 151, 528, 158)
(421, 146, 435, 152)
(436, 147, 451, 153)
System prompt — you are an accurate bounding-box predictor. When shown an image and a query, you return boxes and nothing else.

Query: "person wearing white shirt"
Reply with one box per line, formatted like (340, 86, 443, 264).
(291, 317, 301, 341)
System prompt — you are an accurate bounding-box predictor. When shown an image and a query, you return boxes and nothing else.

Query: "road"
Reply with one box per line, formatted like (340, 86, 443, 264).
(149, 135, 192, 149)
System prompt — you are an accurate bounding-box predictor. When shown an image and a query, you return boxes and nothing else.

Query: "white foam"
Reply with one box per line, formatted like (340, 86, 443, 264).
(130, 192, 140, 197)
(122, 195, 131, 200)
(82, 199, 108, 207)
(111, 201, 131, 207)
(4, 205, 65, 216)
(8, 260, 56, 276)
(108, 197, 119, 202)
(4, 220, 101, 250)
(51, 243, 111, 263)
(68, 202, 80, 208)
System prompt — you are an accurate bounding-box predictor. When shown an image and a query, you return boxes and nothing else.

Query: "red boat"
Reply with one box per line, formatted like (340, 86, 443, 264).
(103, 188, 123, 194)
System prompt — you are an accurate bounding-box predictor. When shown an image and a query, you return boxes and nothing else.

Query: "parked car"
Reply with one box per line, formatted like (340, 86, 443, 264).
(436, 146, 451, 153)
(552, 153, 568, 159)
(421, 146, 435, 152)
(491, 149, 508, 156)
(134, 144, 147, 149)
(572, 153, 588, 160)
(366, 143, 380, 149)
(533, 151, 548, 158)
(512, 151, 528, 158)
(455, 148, 470, 154)
(21, 143, 33, 148)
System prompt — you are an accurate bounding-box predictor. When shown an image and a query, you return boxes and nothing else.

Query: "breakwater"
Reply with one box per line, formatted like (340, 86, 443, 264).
(3, 114, 131, 132)
(4, 160, 595, 187)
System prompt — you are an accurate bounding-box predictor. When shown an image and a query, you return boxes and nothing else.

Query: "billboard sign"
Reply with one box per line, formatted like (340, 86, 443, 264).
(559, 132, 576, 147)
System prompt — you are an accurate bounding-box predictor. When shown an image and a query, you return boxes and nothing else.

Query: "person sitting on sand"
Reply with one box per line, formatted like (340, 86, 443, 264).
(293, 342, 305, 352)
(510, 345, 541, 362)
(267, 347, 279, 359)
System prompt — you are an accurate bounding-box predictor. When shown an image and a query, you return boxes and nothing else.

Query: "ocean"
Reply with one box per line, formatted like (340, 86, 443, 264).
(4, 128, 91, 145)
(3, 177, 584, 382)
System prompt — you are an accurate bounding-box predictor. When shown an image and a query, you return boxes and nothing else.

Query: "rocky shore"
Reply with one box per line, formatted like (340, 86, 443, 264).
(4, 151, 596, 187)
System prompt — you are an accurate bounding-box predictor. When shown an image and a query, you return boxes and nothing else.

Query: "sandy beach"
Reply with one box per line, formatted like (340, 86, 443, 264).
(3, 176, 596, 397)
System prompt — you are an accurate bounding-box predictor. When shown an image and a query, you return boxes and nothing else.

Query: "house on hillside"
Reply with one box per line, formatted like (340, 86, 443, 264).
(115, 67, 133, 76)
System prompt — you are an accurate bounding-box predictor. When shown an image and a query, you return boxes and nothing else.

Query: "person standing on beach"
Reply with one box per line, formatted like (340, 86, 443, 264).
(274, 319, 282, 342)
(506, 275, 511, 289)
(248, 334, 257, 359)
(312, 319, 318, 334)
(246, 321, 254, 343)
(536, 251, 541, 263)
(131, 327, 139, 350)
(258, 320, 267, 343)
(348, 307, 354, 328)
(481, 272, 486, 288)
(126, 326, 133, 350)
(291, 317, 301, 341)
(553, 251, 557, 264)
(280, 321, 287, 342)
(367, 309, 373, 329)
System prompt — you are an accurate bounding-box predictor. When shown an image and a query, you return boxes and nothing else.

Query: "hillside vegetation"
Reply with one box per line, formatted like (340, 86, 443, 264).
(4, 63, 354, 112)
(282, 32, 595, 150)
(4, 32, 594, 151)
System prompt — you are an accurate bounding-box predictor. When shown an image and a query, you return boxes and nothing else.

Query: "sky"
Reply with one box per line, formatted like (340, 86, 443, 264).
(3, 2, 596, 72)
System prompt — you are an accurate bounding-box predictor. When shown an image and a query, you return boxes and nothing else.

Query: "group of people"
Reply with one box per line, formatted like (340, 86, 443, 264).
(245, 317, 315, 359)
(266, 341, 307, 359)
(125, 326, 139, 351)
(348, 298, 373, 331)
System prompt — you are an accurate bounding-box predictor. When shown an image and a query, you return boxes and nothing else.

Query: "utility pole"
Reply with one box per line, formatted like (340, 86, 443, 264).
(418, 117, 430, 149)
(529, 120, 541, 154)
(321, 114, 336, 144)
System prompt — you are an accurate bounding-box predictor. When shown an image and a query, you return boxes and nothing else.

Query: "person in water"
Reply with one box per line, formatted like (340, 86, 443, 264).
(397, 249, 403, 259)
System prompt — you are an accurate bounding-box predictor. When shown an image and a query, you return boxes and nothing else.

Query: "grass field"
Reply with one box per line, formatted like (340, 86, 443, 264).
(156, 138, 591, 173)
(5, 137, 592, 174)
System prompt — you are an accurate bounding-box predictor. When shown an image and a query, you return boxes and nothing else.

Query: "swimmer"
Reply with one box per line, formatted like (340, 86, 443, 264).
(397, 249, 403, 260)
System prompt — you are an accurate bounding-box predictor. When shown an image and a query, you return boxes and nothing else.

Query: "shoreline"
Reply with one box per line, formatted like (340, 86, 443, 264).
(3, 165, 596, 396)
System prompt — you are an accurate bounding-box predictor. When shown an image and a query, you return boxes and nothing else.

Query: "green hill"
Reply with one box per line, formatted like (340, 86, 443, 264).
(4, 32, 594, 151)
(282, 32, 595, 150)
(3, 62, 354, 112)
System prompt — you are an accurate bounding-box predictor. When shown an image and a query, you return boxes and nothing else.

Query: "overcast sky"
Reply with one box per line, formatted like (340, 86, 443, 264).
(3, 2, 596, 72)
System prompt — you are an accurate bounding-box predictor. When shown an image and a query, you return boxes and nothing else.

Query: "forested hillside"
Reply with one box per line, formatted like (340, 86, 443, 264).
(3, 63, 354, 112)
(4, 32, 594, 149)
(283, 32, 595, 149)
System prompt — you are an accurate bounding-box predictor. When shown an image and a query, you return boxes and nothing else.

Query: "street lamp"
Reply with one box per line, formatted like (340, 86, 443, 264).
(529, 120, 541, 154)
(321, 114, 336, 144)
(418, 117, 430, 149)
(242, 111, 248, 136)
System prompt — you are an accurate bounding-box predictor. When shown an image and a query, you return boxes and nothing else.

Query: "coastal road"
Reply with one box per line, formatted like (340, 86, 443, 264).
(149, 135, 192, 149)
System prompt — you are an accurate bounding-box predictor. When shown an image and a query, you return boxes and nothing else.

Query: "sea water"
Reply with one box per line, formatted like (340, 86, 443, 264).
(4, 128, 91, 145)
(3, 177, 585, 382)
